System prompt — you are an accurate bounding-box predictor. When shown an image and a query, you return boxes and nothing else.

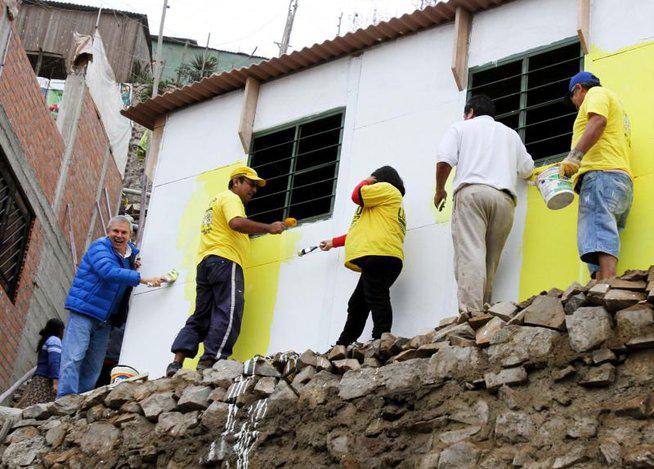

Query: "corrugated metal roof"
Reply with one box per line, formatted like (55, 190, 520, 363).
(23, 0, 148, 22)
(123, 0, 512, 129)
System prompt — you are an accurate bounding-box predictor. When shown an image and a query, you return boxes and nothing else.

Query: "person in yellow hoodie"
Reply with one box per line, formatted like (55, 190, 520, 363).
(560, 72, 633, 280)
(166, 166, 285, 376)
(320, 166, 406, 346)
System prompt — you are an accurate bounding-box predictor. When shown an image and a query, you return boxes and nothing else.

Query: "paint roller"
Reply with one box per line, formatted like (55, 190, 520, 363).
(283, 217, 321, 257)
(283, 217, 297, 228)
(146, 268, 179, 287)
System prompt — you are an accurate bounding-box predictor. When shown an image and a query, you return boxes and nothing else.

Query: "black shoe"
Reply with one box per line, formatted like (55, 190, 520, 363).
(196, 359, 216, 372)
(166, 361, 182, 377)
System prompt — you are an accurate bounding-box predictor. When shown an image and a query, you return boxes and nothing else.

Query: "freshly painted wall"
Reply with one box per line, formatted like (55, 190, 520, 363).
(121, 0, 654, 378)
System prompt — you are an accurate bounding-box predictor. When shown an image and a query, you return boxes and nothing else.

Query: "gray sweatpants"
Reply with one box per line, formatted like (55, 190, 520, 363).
(451, 184, 515, 314)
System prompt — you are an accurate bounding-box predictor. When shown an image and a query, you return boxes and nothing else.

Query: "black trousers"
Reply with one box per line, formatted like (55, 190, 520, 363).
(171, 255, 245, 362)
(337, 256, 403, 346)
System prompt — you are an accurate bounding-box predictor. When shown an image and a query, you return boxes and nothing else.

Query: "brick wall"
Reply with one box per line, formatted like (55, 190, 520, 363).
(58, 92, 121, 261)
(0, 17, 126, 392)
(0, 26, 63, 204)
(0, 22, 60, 390)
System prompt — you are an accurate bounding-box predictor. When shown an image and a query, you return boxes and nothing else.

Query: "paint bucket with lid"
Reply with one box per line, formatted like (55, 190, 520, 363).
(110, 365, 139, 384)
(536, 165, 574, 210)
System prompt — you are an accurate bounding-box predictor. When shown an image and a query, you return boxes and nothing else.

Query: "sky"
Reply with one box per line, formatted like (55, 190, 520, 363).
(63, 0, 434, 58)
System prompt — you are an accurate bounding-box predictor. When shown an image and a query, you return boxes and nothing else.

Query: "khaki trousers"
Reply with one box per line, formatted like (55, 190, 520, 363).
(451, 184, 515, 314)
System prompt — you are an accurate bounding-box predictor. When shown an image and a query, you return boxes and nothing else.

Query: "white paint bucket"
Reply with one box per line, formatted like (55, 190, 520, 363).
(110, 365, 139, 384)
(536, 166, 574, 210)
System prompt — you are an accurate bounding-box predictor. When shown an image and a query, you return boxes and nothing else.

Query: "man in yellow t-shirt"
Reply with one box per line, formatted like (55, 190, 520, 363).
(166, 166, 285, 376)
(320, 166, 406, 346)
(560, 72, 633, 280)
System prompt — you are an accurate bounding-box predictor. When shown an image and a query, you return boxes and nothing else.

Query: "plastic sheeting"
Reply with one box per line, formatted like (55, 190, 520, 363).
(5, 0, 19, 20)
(85, 31, 131, 176)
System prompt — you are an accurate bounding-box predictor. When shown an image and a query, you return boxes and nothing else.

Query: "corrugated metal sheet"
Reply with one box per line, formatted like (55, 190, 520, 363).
(123, 0, 511, 129)
(16, 0, 151, 83)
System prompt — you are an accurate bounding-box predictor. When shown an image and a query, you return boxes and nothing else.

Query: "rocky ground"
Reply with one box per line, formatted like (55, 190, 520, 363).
(4, 269, 654, 468)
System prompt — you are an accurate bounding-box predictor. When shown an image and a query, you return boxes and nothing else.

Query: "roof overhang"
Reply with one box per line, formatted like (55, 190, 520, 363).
(123, 0, 511, 130)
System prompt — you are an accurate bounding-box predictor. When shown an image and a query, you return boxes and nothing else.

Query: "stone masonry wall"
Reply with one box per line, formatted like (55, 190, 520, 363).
(3, 269, 654, 467)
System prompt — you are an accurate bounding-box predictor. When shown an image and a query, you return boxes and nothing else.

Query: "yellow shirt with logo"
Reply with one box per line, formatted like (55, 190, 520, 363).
(571, 86, 632, 186)
(198, 190, 249, 268)
(344, 182, 406, 272)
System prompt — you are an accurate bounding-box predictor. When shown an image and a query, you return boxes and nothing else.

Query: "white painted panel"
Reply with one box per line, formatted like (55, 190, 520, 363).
(469, 0, 576, 68)
(133, 176, 199, 289)
(355, 24, 457, 129)
(254, 58, 349, 132)
(346, 104, 463, 232)
(264, 244, 341, 354)
(121, 281, 190, 379)
(153, 91, 245, 187)
(592, 0, 654, 51)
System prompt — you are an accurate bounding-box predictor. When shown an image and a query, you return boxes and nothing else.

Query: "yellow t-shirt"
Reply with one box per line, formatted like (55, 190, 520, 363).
(344, 182, 406, 272)
(197, 190, 249, 267)
(571, 86, 632, 186)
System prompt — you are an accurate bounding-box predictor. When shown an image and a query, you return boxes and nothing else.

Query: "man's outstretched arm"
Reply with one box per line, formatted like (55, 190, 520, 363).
(229, 217, 285, 235)
(434, 162, 452, 211)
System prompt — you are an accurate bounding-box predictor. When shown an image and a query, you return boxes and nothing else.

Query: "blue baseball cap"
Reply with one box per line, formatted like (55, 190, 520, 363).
(568, 71, 600, 92)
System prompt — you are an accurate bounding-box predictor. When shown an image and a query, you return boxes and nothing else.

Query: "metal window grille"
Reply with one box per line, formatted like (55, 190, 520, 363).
(0, 149, 34, 301)
(468, 40, 583, 165)
(248, 110, 344, 224)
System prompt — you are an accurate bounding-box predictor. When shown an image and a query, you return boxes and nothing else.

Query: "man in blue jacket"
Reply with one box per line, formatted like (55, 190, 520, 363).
(57, 215, 163, 397)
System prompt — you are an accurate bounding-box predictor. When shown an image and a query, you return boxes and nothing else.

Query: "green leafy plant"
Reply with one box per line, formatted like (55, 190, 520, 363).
(177, 53, 219, 84)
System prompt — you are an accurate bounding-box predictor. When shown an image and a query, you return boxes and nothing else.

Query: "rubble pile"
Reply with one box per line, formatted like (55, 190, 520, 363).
(4, 268, 654, 467)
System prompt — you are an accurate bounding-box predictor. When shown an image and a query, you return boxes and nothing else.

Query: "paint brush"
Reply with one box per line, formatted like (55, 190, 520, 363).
(297, 245, 319, 257)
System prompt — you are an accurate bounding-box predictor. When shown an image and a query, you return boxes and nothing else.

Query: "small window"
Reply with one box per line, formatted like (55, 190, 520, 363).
(248, 111, 344, 224)
(0, 147, 34, 301)
(27, 52, 67, 80)
(468, 41, 583, 164)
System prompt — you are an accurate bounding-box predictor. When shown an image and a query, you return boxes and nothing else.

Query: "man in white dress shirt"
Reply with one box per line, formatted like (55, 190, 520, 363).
(434, 95, 534, 315)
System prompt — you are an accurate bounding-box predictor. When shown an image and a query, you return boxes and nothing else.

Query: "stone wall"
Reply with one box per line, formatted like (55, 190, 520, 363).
(3, 269, 654, 467)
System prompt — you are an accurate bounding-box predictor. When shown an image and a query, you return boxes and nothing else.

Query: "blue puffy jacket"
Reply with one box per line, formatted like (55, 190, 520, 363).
(64, 237, 141, 322)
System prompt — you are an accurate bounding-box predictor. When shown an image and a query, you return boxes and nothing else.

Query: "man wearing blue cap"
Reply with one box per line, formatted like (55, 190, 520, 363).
(560, 71, 633, 280)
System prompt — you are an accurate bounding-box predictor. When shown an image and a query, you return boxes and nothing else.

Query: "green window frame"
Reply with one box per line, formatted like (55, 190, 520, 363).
(468, 38, 584, 165)
(247, 109, 345, 225)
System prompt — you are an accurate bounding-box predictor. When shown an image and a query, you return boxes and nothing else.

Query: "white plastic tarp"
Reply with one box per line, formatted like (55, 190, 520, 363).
(85, 31, 131, 176)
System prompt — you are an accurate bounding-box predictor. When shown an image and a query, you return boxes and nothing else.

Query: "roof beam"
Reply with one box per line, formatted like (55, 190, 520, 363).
(577, 0, 590, 54)
(238, 77, 260, 153)
(450, 6, 472, 91)
(145, 116, 166, 180)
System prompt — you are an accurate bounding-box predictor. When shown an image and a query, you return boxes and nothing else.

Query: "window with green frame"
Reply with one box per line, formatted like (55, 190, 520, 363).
(468, 40, 583, 164)
(247, 110, 344, 224)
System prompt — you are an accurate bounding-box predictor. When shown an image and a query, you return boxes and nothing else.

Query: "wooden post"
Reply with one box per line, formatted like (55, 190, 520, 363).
(144, 117, 166, 180)
(577, 0, 590, 54)
(451, 6, 472, 91)
(238, 77, 260, 153)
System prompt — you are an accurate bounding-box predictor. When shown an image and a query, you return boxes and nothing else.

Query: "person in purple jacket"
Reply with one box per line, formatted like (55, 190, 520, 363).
(16, 318, 64, 408)
(57, 216, 163, 397)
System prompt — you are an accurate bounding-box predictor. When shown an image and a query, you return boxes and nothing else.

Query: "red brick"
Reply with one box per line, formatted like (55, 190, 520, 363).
(0, 22, 124, 388)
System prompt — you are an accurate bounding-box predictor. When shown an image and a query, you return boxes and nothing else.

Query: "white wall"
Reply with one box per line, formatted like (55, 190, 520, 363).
(122, 0, 654, 377)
